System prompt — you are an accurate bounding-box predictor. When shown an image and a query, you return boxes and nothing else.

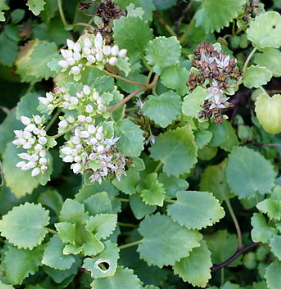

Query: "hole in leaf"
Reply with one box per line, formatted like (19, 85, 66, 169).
(272, 25, 276, 29)
(94, 259, 111, 273)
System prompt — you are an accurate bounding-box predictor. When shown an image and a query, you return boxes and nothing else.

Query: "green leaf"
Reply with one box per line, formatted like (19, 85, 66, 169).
(256, 199, 281, 220)
(219, 121, 239, 152)
(0, 30, 18, 67)
(85, 214, 117, 239)
(38, 189, 63, 216)
(251, 213, 278, 243)
(243, 65, 272, 89)
(145, 36, 181, 74)
(138, 173, 166, 206)
(0, 203, 49, 249)
(226, 147, 276, 199)
(115, 119, 144, 157)
(0, 280, 13, 289)
(83, 192, 113, 215)
(113, 16, 153, 60)
(195, 130, 213, 149)
(265, 260, 281, 289)
(167, 191, 225, 230)
(137, 214, 202, 267)
(26, 41, 59, 81)
(90, 266, 142, 289)
(255, 93, 281, 134)
(3, 245, 44, 285)
(153, 0, 176, 10)
(246, 11, 281, 49)
(55, 222, 76, 245)
(194, 0, 246, 33)
(129, 194, 156, 220)
(174, 240, 212, 287)
(82, 233, 105, 256)
(142, 91, 182, 128)
(16, 93, 42, 120)
(200, 160, 232, 202)
(59, 199, 85, 223)
(0, 2, 9, 21)
(182, 87, 209, 118)
(208, 121, 227, 146)
(149, 126, 197, 177)
(161, 66, 189, 96)
(27, 0, 46, 16)
(112, 168, 140, 195)
(254, 48, 281, 77)
(269, 235, 281, 260)
(42, 235, 75, 270)
(39, 0, 57, 23)
(83, 241, 119, 278)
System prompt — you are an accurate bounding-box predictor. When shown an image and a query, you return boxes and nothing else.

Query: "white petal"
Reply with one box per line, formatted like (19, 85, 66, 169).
(66, 39, 75, 49)
(21, 116, 31, 126)
(111, 45, 119, 56)
(58, 60, 68, 68)
(109, 57, 117, 66)
(118, 49, 127, 58)
(31, 167, 40, 177)
(94, 33, 103, 48)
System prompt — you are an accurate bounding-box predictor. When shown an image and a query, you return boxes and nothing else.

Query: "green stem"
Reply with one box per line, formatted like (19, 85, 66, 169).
(164, 199, 176, 204)
(73, 22, 93, 28)
(180, 18, 195, 44)
(45, 109, 61, 132)
(225, 198, 243, 249)
(153, 11, 178, 38)
(146, 69, 153, 85)
(102, 70, 147, 87)
(154, 161, 163, 173)
(125, 107, 138, 112)
(116, 198, 130, 202)
(117, 222, 138, 228)
(118, 240, 142, 250)
(47, 228, 58, 234)
(51, 125, 77, 140)
(141, 54, 152, 71)
(57, 0, 68, 26)
(243, 46, 258, 73)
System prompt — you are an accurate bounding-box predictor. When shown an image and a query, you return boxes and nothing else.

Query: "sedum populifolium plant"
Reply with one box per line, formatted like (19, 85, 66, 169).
(1, 0, 281, 288)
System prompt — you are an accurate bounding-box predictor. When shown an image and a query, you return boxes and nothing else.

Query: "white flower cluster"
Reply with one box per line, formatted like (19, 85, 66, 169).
(201, 53, 230, 69)
(38, 85, 108, 123)
(206, 80, 229, 109)
(60, 123, 126, 184)
(58, 32, 127, 76)
(13, 115, 50, 177)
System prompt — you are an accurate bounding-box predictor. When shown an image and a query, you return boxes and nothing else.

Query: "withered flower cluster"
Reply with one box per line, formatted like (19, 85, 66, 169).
(188, 42, 242, 124)
(241, 0, 263, 23)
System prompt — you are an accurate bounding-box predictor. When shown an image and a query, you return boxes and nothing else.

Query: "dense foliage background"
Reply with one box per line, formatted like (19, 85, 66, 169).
(1, 0, 281, 288)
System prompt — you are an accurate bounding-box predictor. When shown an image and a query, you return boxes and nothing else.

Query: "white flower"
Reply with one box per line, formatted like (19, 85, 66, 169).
(21, 116, 31, 126)
(58, 60, 68, 68)
(71, 66, 80, 75)
(94, 33, 103, 48)
(67, 39, 75, 49)
(118, 49, 127, 58)
(109, 57, 118, 66)
(111, 45, 119, 56)
(31, 167, 40, 177)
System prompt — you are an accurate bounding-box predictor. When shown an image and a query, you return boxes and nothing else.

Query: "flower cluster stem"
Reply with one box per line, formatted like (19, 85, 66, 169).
(57, 0, 68, 27)
(118, 240, 142, 250)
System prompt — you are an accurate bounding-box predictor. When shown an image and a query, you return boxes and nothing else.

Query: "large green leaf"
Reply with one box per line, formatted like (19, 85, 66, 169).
(269, 235, 281, 260)
(16, 93, 42, 119)
(194, 0, 246, 33)
(115, 119, 144, 157)
(142, 91, 182, 128)
(174, 240, 212, 287)
(59, 199, 85, 223)
(255, 93, 281, 134)
(265, 260, 281, 289)
(226, 147, 276, 199)
(254, 48, 281, 77)
(113, 16, 153, 60)
(129, 194, 156, 220)
(90, 266, 142, 289)
(160, 66, 189, 96)
(137, 214, 202, 267)
(167, 191, 225, 230)
(256, 199, 281, 220)
(112, 168, 140, 195)
(3, 245, 44, 285)
(42, 235, 75, 270)
(246, 11, 281, 49)
(149, 126, 197, 177)
(0, 203, 49, 249)
(243, 65, 272, 89)
(145, 36, 181, 74)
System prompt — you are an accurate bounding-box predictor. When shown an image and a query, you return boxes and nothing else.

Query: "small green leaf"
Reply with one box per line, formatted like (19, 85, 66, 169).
(167, 191, 225, 230)
(16, 93, 42, 120)
(82, 233, 105, 256)
(174, 240, 212, 287)
(0, 30, 18, 67)
(0, 280, 13, 289)
(0, 2, 9, 21)
(269, 235, 281, 260)
(85, 214, 117, 239)
(115, 119, 144, 157)
(113, 16, 153, 60)
(251, 213, 278, 243)
(112, 168, 140, 195)
(195, 130, 213, 149)
(145, 36, 181, 74)
(129, 194, 156, 220)
(200, 160, 232, 203)
(42, 235, 75, 270)
(27, 0, 46, 16)
(90, 266, 142, 289)
(138, 173, 166, 206)
(246, 11, 281, 49)
(143, 91, 182, 128)
(243, 65, 272, 89)
(219, 121, 239, 152)
(38, 189, 63, 216)
(182, 87, 209, 118)
(257, 199, 281, 220)
(226, 147, 276, 199)
(59, 199, 85, 223)
(254, 48, 281, 77)
(55, 222, 76, 245)
(265, 260, 281, 289)
(0, 203, 49, 249)
(83, 241, 119, 278)
(255, 93, 281, 134)
(161, 66, 189, 96)
(194, 0, 247, 33)
(3, 245, 44, 285)
(137, 214, 202, 267)
(83, 192, 113, 215)
(149, 126, 197, 177)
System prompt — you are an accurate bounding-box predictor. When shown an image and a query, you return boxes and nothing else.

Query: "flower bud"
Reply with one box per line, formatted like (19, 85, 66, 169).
(39, 150, 46, 157)
(73, 52, 82, 61)
(61, 49, 72, 58)
(86, 104, 93, 113)
(41, 165, 48, 172)
(73, 42, 81, 52)
(31, 154, 39, 161)
(84, 37, 92, 48)
(118, 49, 127, 58)
(71, 66, 80, 75)
(72, 163, 82, 174)
(103, 45, 111, 55)
(96, 132, 104, 140)
(87, 55, 96, 63)
(81, 131, 90, 138)
(78, 115, 86, 122)
(61, 147, 72, 155)
(97, 97, 103, 104)
(86, 116, 92, 123)
(18, 153, 32, 160)
(16, 161, 26, 168)
(31, 167, 40, 177)
(25, 124, 36, 132)
(47, 104, 55, 111)
(34, 115, 42, 124)
(58, 60, 68, 68)
(92, 91, 99, 100)
(39, 157, 47, 165)
(83, 85, 91, 95)
(67, 39, 75, 49)
(83, 47, 91, 55)
(66, 58, 75, 65)
(46, 92, 54, 101)
(39, 137, 47, 145)
(98, 104, 106, 112)
(111, 45, 119, 56)
(21, 116, 31, 126)
(70, 97, 79, 105)
(76, 91, 84, 98)
(67, 116, 75, 123)
(71, 149, 78, 156)
(71, 136, 80, 144)
(88, 124, 96, 134)
(96, 51, 104, 61)
(23, 131, 32, 139)
(109, 57, 117, 66)
(74, 156, 81, 162)
(94, 33, 103, 48)
(63, 155, 74, 163)
(97, 145, 104, 153)
(14, 130, 23, 138)
(90, 137, 97, 145)
(34, 144, 43, 151)
(28, 138, 36, 145)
